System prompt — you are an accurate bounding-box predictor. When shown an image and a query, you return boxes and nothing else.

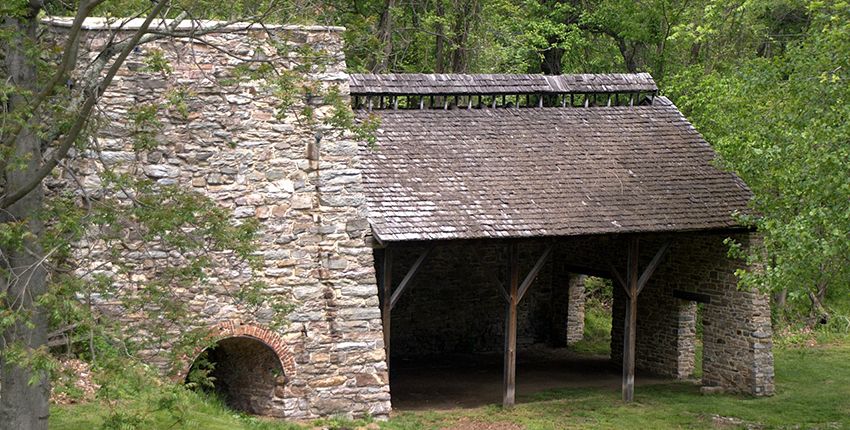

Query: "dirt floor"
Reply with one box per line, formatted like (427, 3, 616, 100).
(390, 346, 670, 411)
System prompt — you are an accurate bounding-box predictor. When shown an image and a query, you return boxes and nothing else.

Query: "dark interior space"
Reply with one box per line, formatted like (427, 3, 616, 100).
(188, 337, 283, 415)
(379, 241, 635, 410)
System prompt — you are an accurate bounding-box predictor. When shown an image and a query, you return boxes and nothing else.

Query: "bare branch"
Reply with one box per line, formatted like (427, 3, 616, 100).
(1, 0, 170, 209)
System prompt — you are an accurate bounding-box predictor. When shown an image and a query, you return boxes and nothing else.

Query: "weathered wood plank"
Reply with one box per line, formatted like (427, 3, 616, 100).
(503, 242, 519, 408)
(622, 237, 639, 402)
(636, 241, 670, 296)
(382, 247, 393, 366)
(607, 260, 629, 299)
(517, 243, 554, 302)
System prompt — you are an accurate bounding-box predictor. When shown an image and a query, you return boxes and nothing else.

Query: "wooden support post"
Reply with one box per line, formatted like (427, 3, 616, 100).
(382, 247, 393, 366)
(622, 237, 639, 402)
(608, 239, 670, 403)
(503, 242, 519, 408)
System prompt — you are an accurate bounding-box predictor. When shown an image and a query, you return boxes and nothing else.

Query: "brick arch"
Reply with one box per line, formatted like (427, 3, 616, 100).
(179, 320, 296, 380)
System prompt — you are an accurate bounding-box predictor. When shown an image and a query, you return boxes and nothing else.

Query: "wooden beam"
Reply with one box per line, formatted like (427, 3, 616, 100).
(381, 247, 393, 365)
(389, 245, 433, 309)
(607, 261, 629, 299)
(503, 242, 519, 408)
(672, 289, 711, 304)
(518, 244, 554, 302)
(622, 237, 639, 402)
(636, 242, 670, 296)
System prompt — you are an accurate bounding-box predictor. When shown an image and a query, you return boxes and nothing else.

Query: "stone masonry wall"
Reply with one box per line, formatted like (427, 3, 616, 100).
(610, 233, 775, 396)
(53, 20, 391, 418)
(386, 241, 571, 357)
(566, 275, 586, 345)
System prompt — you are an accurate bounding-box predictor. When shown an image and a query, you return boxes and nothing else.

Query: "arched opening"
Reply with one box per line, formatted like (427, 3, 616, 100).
(187, 336, 284, 415)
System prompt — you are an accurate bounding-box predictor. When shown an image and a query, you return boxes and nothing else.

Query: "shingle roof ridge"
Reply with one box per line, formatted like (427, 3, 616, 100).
(349, 72, 658, 95)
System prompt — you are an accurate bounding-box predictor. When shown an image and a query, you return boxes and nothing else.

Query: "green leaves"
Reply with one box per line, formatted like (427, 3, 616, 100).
(667, 0, 850, 321)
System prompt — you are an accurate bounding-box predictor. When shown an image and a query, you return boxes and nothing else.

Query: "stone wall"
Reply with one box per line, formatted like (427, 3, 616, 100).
(566, 275, 586, 345)
(385, 241, 573, 358)
(53, 20, 391, 419)
(610, 233, 775, 396)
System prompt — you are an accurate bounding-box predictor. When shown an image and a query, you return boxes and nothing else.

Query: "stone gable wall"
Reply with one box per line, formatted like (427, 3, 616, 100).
(610, 233, 775, 396)
(54, 21, 390, 419)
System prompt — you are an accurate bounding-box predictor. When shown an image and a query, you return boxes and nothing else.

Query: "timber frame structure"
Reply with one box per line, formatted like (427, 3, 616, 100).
(353, 73, 776, 407)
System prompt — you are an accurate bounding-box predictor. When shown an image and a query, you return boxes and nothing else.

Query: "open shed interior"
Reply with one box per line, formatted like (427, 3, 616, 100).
(376, 238, 661, 408)
(375, 231, 773, 408)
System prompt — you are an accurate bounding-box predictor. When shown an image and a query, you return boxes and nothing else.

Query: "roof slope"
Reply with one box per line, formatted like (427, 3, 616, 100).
(349, 73, 657, 96)
(360, 97, 752, 242)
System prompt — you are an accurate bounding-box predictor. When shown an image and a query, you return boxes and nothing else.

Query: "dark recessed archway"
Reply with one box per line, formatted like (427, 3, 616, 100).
(188, 336, 284, 415)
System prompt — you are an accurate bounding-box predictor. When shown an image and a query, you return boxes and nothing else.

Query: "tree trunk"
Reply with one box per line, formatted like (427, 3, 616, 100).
(1, 13, 50, 430)
(541, 44, 564, 75)
(450, 0, 479, 73)
(371, 0, 396, 72)
(434, 0, 448, 73)
(808, 288, 829, 327)
(616, 37, 640, 73)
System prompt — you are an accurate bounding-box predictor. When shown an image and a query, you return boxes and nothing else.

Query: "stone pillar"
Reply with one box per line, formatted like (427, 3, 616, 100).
(566, 274, 586, 345)
(675, 301, 697, 379)
(701, 285, 775, 395)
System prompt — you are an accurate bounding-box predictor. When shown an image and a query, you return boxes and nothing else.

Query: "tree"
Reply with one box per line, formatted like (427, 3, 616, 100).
(667, 0, 850, 325)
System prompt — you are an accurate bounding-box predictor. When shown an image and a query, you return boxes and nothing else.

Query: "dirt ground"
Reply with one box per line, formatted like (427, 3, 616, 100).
(391, 346, 670, 411)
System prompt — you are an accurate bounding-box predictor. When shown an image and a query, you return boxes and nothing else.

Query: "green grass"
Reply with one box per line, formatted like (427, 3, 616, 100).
(51, 339, 850, 430)
(51, 388, 303, 430)
(569, 303, 613, 356)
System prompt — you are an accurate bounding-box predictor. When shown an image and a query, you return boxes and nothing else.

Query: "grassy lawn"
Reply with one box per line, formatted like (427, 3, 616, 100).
(51, 340, 850, 430)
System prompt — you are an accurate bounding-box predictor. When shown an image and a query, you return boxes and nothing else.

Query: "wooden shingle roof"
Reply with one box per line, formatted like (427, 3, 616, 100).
(359, 97, 752, 242)
(349, 73, 657, 95)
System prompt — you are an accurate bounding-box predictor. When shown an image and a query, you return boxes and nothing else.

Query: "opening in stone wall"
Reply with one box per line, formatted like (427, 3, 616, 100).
(569, 275, 613, 358)
(185, 337, 284, 415)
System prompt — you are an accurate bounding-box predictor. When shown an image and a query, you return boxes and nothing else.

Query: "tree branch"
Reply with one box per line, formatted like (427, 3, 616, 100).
(1, 0, 108, 150)
(1, 0, 170, 209)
